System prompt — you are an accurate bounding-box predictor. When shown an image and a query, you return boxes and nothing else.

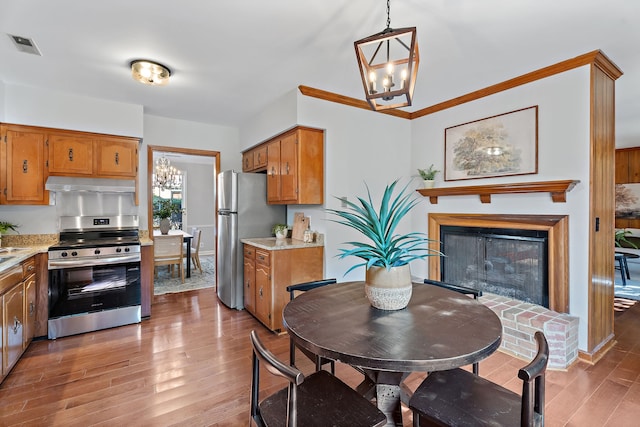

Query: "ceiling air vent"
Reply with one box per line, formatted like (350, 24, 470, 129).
(7, 34, 41, 56)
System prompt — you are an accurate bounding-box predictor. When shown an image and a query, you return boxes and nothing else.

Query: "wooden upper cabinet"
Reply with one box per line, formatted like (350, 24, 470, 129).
(279, 133, 298, 202)
(253, 145, 267, 170)
(0, 124, 48, 205)
(47, 132, 94, 176)
(266, 139, 282, 203)
(95, 137, 138, 178)
(242, 151, 254, 172)
(242, 145, 268, 172)
(264, 126, 324, 205)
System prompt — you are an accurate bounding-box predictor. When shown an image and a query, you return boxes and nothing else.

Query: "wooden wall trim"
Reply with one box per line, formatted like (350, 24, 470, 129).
(297, 86, 412, 119)
(299, 50, 622, 120)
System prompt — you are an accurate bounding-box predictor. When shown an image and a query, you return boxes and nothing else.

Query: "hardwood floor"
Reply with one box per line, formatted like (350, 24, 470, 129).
(2, 289, 640, 426)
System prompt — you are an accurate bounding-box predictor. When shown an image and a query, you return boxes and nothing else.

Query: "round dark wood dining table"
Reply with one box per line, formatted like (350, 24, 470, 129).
(283, 281, 503, 427)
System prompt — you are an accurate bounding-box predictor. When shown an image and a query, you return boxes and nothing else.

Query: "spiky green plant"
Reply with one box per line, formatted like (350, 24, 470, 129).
(0, 221, 19, 234)
(327, 180, 442, 274)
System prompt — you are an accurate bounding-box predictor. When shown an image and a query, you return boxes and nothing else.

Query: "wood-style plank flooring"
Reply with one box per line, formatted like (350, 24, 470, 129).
(2, 289, 640, 426)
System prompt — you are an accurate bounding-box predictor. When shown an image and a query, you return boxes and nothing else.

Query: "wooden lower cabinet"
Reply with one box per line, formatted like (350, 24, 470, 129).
(243, 243, 323, 332)
(1, 256, 40, 383)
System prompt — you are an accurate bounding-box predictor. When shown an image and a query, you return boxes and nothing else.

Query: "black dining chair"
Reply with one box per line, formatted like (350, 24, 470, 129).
(286, 279, 337, 374)
(423, 278, 482, 374)
(409, 331, 549, 427)
(249, 330, 387, 427)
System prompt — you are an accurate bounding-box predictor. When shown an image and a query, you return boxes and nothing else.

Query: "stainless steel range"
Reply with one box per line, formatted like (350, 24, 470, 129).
(48, 215, 141, 339)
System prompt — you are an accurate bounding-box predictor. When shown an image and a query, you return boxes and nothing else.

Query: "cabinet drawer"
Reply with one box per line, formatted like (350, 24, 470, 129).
(255, 249, 270, 267)
(0, 265, 23, 295)
(244, 245, 256, 259)
(254, 146, 267, 169)
(242, 151, 254, 172)
(22, 258, 36, 277)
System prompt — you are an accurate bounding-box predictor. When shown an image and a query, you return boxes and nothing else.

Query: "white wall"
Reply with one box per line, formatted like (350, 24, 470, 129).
(4, 83, 143, 137)
(410, 66, 593, 349)
(239, 89, 298, 151)
(171, 159, 216, 253)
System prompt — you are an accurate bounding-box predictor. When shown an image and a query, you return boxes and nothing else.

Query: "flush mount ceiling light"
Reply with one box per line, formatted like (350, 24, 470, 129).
(130, 60, 171, 86)
(354, 0, 419, 111)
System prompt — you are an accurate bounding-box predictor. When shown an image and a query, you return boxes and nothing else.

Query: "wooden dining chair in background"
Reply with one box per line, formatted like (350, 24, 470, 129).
(286, 279, 337, 374)
(154, 234, 184, 283)
(184, 227, 202, 274)
(423, 278, 482, 375)
(249, 330, 387, 427)
(409, 331, 549, 427)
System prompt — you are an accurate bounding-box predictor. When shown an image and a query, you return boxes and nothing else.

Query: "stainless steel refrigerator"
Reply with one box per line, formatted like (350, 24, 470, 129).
(217, 170, 286, 309)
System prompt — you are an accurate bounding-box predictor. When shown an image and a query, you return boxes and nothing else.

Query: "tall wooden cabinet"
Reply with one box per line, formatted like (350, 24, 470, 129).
(243, 242, 323, 332)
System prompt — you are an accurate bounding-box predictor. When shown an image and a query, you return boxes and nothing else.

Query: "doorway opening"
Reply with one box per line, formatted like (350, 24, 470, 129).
(147, 145, 220, 295)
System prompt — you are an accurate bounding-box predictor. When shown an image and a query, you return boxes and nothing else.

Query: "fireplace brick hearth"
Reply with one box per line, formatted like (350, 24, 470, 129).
(480, 293, 579, 369)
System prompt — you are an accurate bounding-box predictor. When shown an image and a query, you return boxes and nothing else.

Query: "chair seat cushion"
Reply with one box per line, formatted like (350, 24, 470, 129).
(259, 370, 386, 427)
(410, 368, 521, 427)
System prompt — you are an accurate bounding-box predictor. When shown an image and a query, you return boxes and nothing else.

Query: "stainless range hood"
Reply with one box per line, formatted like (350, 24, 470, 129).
(45, 176, 136, 193)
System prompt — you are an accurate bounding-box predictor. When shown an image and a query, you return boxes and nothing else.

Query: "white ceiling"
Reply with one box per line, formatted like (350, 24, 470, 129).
(1, 0, 638, 145)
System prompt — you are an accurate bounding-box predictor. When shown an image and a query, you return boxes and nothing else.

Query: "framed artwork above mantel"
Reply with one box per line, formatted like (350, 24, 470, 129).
(444, 106, 539, 182)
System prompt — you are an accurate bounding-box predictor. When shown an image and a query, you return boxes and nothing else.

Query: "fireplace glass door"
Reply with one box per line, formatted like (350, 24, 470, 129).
(441, 226, 549, 307)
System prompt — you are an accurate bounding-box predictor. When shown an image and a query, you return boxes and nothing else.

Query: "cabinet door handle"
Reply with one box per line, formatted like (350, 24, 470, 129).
(259, 287, 263, 297)
(29, 302, 35, 315)
(115, 152, 120, 165)
(257, 153, 261, 163)
(246, 279, 251, 288)
(27, 265, 35, 272)
(245, 158, 249, 168)
(22, 160, 28, 173)
(68, 148, 74, 161)
(270, 166, 276, 176)
(285, 162, 290, 174)
(12, 316, 21, 334)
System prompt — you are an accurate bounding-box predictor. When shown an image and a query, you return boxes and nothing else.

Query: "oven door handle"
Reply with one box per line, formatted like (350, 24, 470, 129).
(48, 254, 141, 269)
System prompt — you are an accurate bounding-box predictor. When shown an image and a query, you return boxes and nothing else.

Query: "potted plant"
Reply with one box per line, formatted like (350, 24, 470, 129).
(327, 180, 442, 310)
(272, 224, 289, 239)
(0, 221, 19, 247)
(615, 229, 639, 249)
(418, 165, 440, 188)
(153, 199, 181, 234)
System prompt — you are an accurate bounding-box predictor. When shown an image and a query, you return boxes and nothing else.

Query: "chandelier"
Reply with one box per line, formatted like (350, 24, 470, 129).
(354, 0, 419, 111)
(153, 156, 183, 190)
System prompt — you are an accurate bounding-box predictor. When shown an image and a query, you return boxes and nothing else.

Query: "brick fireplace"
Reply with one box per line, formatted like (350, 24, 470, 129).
(428, 213, 579, 368)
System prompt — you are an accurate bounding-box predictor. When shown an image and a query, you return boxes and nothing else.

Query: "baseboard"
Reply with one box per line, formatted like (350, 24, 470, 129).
(578, 334, 616, 365)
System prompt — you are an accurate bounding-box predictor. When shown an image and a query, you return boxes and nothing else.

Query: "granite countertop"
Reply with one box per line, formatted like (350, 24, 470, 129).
(0, 246, 48, 274)
(241, 237, 324, 251)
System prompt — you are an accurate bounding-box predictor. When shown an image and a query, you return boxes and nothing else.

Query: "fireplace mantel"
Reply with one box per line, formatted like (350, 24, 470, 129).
(417, 179, 580, 204)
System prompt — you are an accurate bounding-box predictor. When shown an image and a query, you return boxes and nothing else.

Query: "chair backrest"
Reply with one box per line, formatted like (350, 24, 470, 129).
(423, 278, 482, 299)
(191, 228, 201, 253)
(286, 278, 337, 301)
(250, 330, 305, 427)
(518, 331, 549, 426)
(154, 235, 183, 259)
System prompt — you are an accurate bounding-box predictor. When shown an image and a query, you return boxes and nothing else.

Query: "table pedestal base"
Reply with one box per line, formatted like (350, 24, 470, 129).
(358, 369, 407, 427)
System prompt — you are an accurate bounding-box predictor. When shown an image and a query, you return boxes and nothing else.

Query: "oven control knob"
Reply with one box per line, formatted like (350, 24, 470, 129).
(124, 247, 130, 252)
(116, 248, 122, 253)
(71, 251, 78, 257)
(61, 252, 68, 257)
(94, 249, 101, 255)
